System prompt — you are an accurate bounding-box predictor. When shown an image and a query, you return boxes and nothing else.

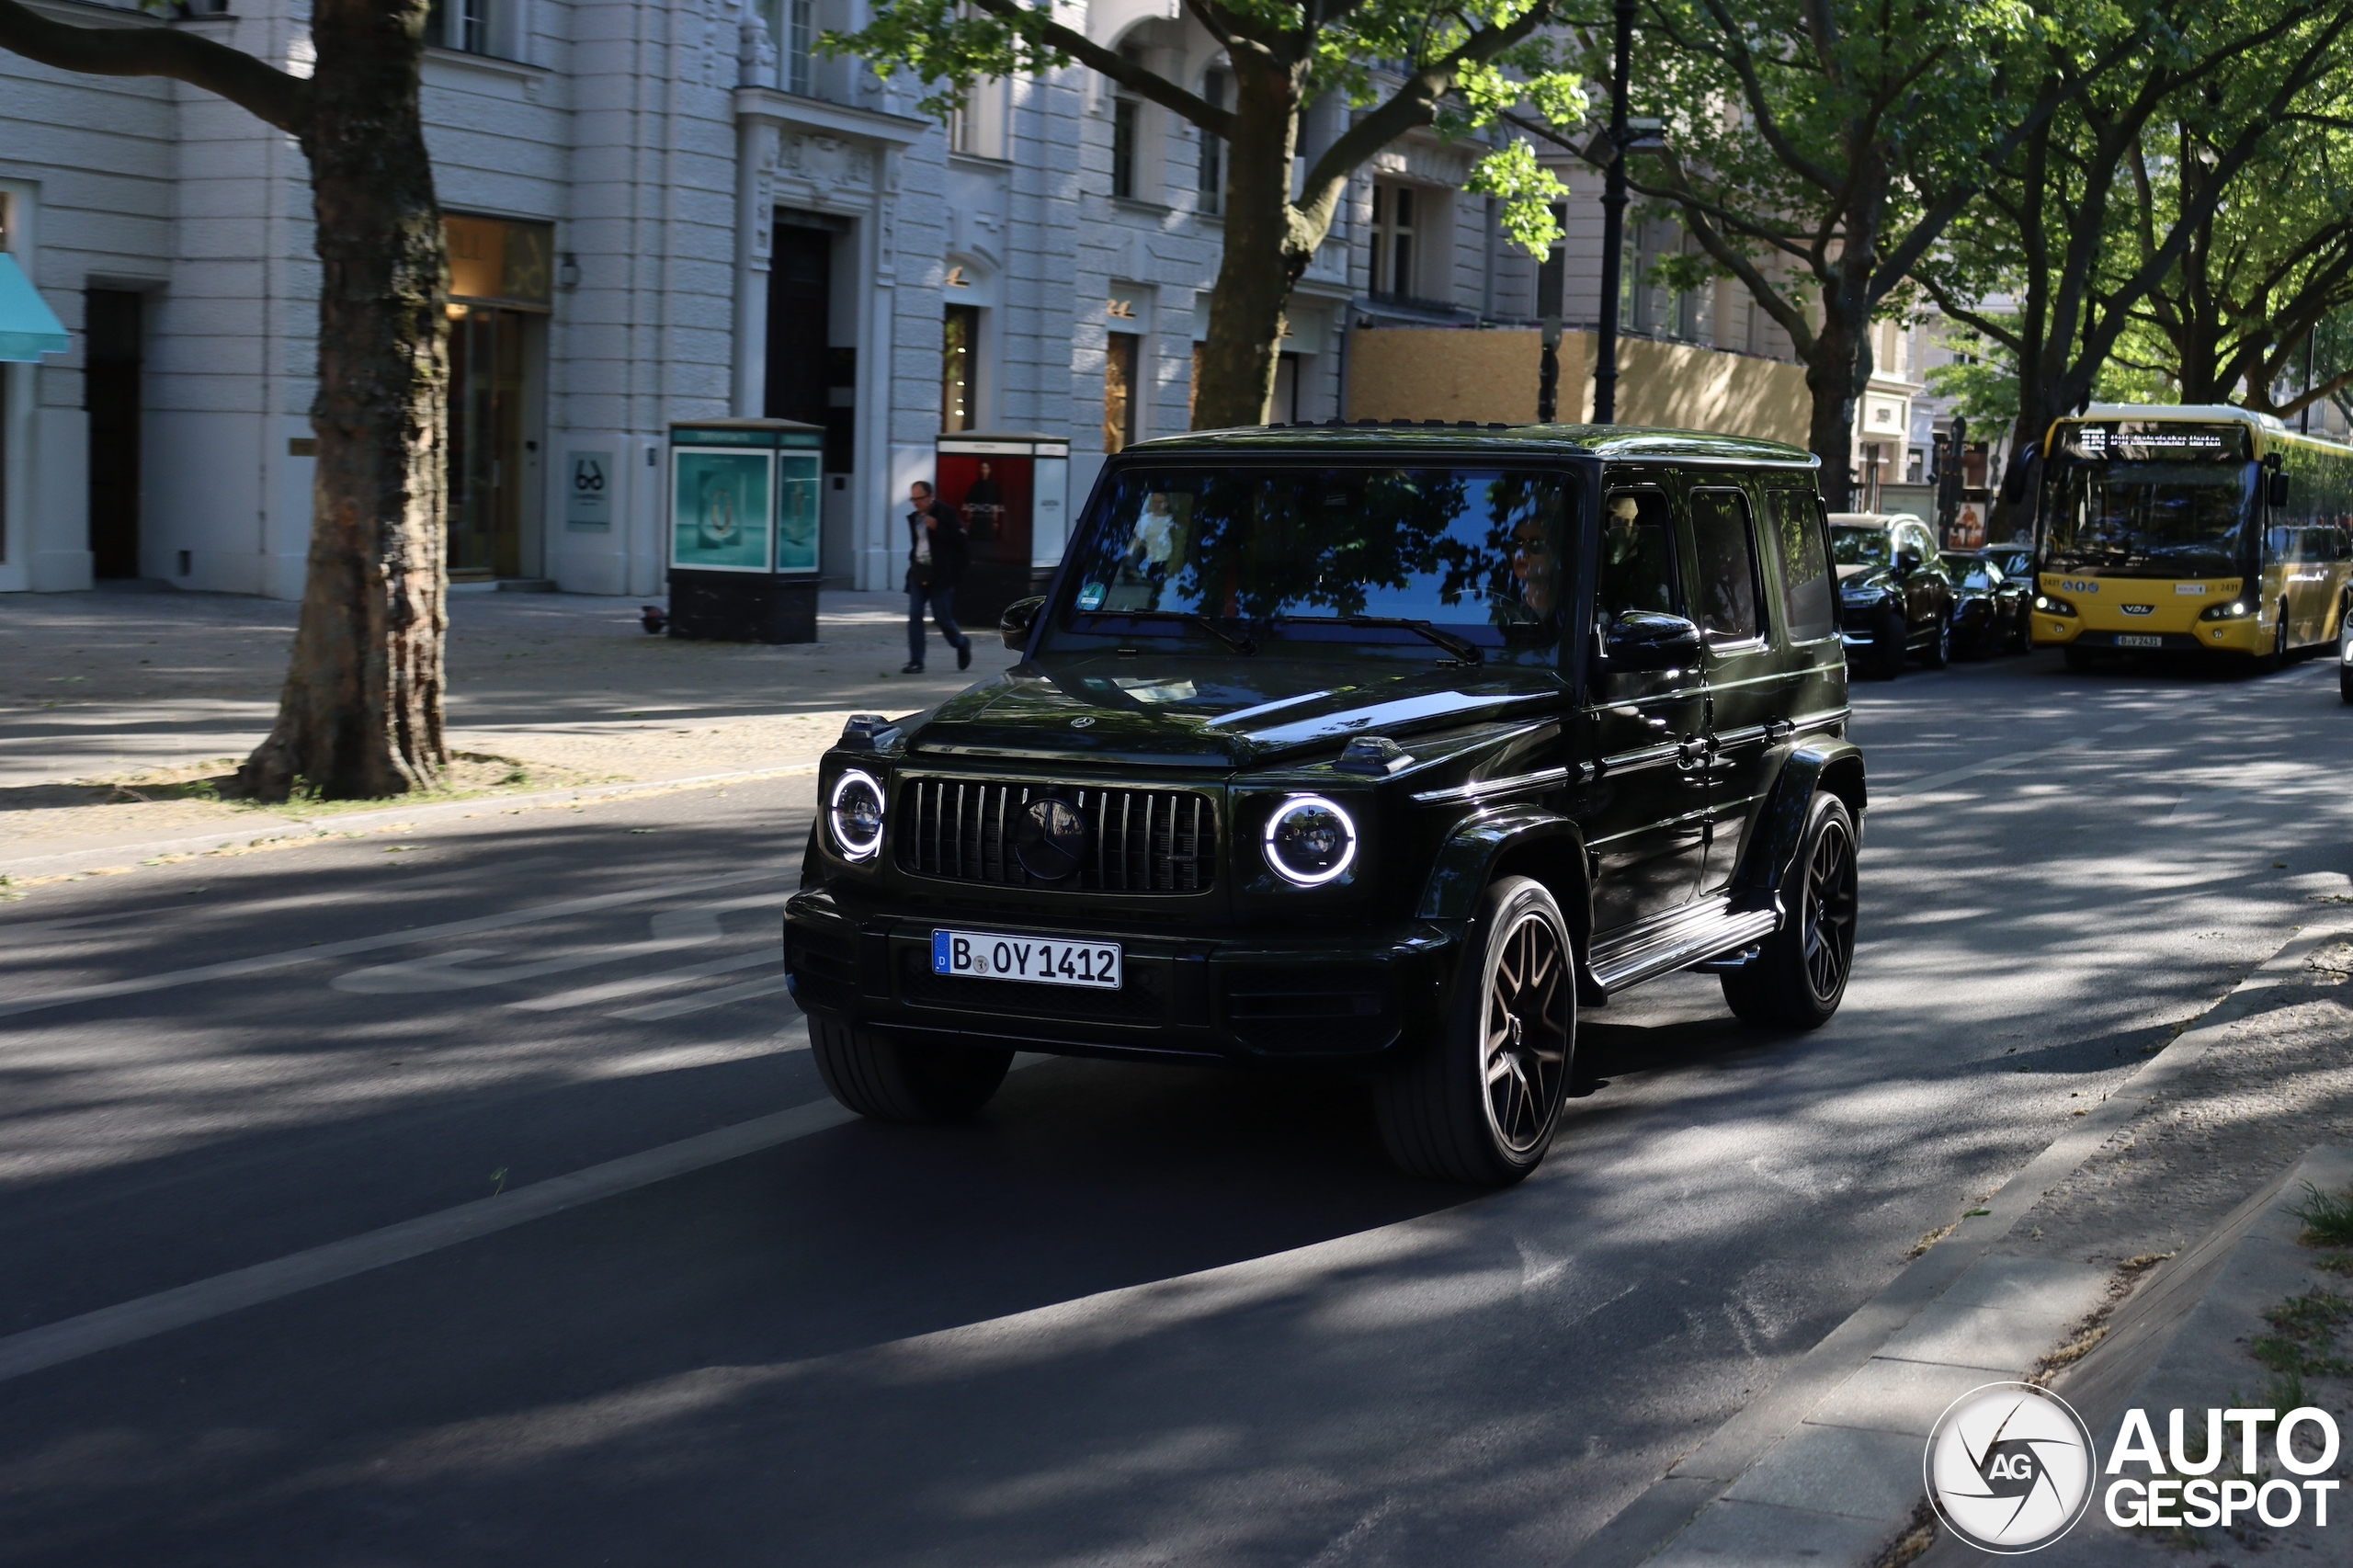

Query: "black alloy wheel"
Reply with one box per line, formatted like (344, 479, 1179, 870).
(1377, 876, 1574, 1186)
(811, 1018, 1015, 1123)
(1722, 792, 1859, 1029)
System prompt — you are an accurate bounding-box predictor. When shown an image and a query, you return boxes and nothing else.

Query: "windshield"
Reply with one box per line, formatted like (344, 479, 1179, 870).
(1053, 466, 1571, 660)
(2041, 460, 2256, 577)
(1829, 526, 1890, 567)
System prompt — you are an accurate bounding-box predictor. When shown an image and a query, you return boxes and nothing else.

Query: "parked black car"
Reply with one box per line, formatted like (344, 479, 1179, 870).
(785, 425, 1867, 1187)
(1940, 550, 2033, 656)
(1830, 512, 1956, 678)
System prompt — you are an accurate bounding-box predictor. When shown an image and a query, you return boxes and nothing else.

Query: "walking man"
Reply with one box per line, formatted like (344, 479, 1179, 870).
(904, 479, 972, 675)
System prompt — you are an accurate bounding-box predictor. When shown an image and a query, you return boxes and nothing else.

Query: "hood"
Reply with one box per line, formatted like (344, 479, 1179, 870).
(1837, 563, 1894, 591)
(899, 653, 1563, 768)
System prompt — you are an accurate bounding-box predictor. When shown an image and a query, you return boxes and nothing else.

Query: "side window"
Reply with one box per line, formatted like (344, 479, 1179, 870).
(1598, 490, 1679, 623)
(1772, 491, 1836, 642)
(1689, 488, 1763, 642)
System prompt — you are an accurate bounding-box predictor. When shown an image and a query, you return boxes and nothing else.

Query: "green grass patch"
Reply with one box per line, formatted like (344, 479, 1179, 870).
(2295, 1182, 2353, 1248)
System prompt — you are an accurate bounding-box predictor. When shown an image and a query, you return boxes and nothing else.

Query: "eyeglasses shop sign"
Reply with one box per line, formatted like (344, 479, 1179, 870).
(1924, 1384, 2343, 1553)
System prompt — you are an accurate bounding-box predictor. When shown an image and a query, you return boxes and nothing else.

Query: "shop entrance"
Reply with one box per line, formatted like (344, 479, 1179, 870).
(444, 213, 551, 582)
(447, 304, 534, 580)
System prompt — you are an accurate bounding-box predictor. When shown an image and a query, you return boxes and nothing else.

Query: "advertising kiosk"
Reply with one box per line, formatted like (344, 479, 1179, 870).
(666, 418, 824, 642)
(933, 431, 1071, 628)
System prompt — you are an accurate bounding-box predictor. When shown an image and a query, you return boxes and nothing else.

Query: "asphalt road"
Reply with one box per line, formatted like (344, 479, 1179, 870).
(1, 650, 2347, 1566)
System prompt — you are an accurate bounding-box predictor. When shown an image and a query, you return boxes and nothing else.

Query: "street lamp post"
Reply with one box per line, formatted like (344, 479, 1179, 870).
(1593, 0, 1634, 425)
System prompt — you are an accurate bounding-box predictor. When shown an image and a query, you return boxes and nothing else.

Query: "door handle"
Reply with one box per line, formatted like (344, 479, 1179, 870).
(1765, 718, 1794, 743)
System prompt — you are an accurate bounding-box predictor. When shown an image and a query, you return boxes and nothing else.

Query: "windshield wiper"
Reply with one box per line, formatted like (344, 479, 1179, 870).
(1112, 610, 1256, 655)
(1281, 614, 1484, 665)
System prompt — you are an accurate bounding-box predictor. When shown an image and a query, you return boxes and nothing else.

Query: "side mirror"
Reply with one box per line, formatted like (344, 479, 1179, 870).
(1601, 610, 1703, 671)
(2268, 470, 2291, 508)
(999, 596, 1045, 652)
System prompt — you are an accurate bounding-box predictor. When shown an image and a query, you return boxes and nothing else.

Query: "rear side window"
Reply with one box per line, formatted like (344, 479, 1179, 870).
(1689, 488, 1763, 642)
(1598, 490, 1679, 624)
(1773, 492, 1836, 642)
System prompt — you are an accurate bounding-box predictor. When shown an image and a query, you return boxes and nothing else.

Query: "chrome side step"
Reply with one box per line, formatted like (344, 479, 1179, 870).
(1588, 902, 1780, 994)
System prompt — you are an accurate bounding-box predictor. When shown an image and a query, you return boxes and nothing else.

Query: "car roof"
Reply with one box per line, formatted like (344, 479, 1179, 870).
(1120, 421, 1819, 466)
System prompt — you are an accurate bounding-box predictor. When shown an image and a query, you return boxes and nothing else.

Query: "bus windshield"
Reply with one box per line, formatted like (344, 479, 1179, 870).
(1052, 466, 1570, 661)
(2041, 460, 2256, 578)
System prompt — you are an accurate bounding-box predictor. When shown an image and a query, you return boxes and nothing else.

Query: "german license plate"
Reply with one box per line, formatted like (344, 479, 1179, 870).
(2117, 633, 2163, 649)
(932, 928, 1122, 989)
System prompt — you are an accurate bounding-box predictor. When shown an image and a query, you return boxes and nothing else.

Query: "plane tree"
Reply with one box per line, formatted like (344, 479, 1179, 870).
(829, 0, 1587, 430)
(0, 0, 449, 801)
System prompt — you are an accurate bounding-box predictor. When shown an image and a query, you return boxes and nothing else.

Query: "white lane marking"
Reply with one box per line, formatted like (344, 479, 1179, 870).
(1874, 743, 2080, 804)
(332, 892, 781, 995)
(510, 949, 779, 1011)
(0, 1054, 1049, 1385)
(611, 973, 790, 1021)
(0, 869, 784, 1021)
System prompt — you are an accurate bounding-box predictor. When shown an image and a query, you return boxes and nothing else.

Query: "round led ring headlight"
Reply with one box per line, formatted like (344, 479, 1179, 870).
(1263, 794, 1357, 887)
(829, 768, 886, 862)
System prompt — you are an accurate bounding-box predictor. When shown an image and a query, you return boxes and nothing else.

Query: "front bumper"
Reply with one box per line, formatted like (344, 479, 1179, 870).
(783, 890, 1456, 1065)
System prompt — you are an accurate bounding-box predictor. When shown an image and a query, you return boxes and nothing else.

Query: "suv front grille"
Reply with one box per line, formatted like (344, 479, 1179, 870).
(896, 778, 1216, 892)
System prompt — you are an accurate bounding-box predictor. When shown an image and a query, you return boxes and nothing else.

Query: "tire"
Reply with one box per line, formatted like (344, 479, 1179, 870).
(2063, 645, 2098, 672)
(2258, 614, 2289, 674)
(2007, 605, 2032, 654)
(811, 1017, 1014, 1123)
(2340, 660, 2353, 704)
(1376, 876, 1574, 1187)
(1722, 792, 1859, 1030)
(1918, 604, 1951, 668)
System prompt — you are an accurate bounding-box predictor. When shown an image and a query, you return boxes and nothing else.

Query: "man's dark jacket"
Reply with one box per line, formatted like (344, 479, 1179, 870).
(905, 501, 969, 591)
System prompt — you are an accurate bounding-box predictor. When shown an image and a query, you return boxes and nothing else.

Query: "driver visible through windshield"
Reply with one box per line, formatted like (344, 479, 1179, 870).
(1053, 467, 1571, 663)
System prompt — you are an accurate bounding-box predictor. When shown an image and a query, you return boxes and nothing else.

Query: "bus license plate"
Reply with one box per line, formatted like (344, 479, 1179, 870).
(2117, 633, 2163, 649)
(932, 928, 1122, 990)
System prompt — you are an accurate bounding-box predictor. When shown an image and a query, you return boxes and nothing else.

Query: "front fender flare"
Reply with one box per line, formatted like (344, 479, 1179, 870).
(1415, 805, 1600, 1001)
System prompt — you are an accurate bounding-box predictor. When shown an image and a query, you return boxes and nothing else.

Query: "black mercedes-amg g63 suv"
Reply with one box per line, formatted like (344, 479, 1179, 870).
(785, 425, 1865, 1185)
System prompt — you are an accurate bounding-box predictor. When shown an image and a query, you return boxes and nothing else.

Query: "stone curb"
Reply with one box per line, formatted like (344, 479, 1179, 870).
(1565, 919, 2353, 1568)
(1914, 1142, 2353, 1566)
(0, 762, 821, 885)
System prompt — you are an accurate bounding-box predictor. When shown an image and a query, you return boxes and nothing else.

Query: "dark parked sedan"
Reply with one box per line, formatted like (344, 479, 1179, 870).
(1832, 513, 1956, 678)
(1940, 550, 2033, 656)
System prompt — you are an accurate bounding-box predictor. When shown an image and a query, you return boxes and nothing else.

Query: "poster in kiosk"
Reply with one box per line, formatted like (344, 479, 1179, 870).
(933, 433, 1071, 629)
(666, 418, 824, 642)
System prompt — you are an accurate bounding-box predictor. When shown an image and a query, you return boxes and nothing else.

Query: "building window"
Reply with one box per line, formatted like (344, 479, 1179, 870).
(1198, 69, 1227, 216)
(941, 304, 979, 432)
(1105, 331, 1141, 452)
(1534, 199, 1567, 319)
(1111, 98, 1140, 200)
(427, 0, 489, 55)
(755, 0, 813, 91)
(1370, 183, 1416, 300)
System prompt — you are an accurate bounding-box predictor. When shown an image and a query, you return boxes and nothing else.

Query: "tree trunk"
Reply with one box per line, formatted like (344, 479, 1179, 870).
(1192, 59, 1303, 430)
(239, 0, 448, 801)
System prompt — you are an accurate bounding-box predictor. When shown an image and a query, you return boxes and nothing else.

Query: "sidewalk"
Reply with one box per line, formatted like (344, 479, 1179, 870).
(0, 585, 1020, 873)
(1571, 920, 2353, 1568)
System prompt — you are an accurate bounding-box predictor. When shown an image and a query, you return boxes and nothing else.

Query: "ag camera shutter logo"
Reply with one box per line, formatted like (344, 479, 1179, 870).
(1925, 1382, 2097, 1552)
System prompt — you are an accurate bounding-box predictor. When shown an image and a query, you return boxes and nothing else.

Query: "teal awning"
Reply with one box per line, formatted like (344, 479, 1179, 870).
(0, 254, 69, 362)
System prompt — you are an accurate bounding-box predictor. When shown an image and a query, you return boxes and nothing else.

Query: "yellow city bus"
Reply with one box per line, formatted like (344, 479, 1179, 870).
(2032, 404, 2353, 668)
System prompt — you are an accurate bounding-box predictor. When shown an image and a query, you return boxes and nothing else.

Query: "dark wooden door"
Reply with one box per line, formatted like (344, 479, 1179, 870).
(85, 290, 142, 579)
(765, 225, 831, 428)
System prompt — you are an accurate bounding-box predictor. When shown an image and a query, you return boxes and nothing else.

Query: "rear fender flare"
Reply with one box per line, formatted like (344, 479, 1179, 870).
(1727, 740, 1868, 905)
